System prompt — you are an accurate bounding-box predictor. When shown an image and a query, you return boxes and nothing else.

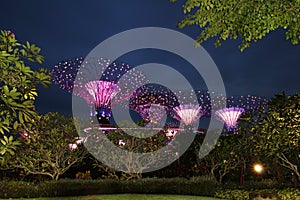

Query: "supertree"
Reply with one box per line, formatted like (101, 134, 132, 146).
(172, 104, 206, 126)
(129, 83, 179, 125)
(213, 94, 269, 133)
(84, 80, 120, 120)
(51, 56, 84, 92)
(169, 89, 210, 126)
(215, 107, 245, 133)
(52, 57, 148, 125)
(134, 103, 167, 124)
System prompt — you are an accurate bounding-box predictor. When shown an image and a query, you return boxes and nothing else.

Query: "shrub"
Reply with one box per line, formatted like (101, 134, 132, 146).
(214, 189, 250, 200)
(277, 188, 300, 200)
(242, 179, 283, 190)
(0, 180, 39, 198)
(0, 176, 219, 198)
(215, 188, 300, 200)
(249, 189, 279, 200)
(121, 176, 219, 196)
(188, 175, 220, 196)
(222, 179, 282, 190)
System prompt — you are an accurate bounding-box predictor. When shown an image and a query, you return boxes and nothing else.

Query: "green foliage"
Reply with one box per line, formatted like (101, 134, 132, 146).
(0, 180, 39, 198)
(240, 179, 282, 190)
(0, 177, 219, 198)
(3, 112, 88, 180)
(171, 0, 300, 51)
(91, 120, 172, 180)
(0, 135, 20, 156)
(249, 190, 280, 200)
(195, 132, 250, 183)
(277, 188, 300, 200)
(246, 92, 300, 181)
(0, 135, 21, 166)
(215, 189, 250, 200)
(0, 30, 51, 137)
(0, 178, 298, 199)
(216, 188, 300, 200)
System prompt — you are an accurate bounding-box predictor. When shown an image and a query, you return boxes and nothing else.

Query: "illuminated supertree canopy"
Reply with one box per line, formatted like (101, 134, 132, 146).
(165, 90, 209, 126)
(211, 94, 269, 133)
(52, 58, 268, 134)
(52, 57, 148, 124)
(134, 103, 167, 124)
(85, 80, 120, 119)
(215, 107, 245, 133)
(130, 84, 179, 108)
(52, 56, 84, 92)
(172, 104, 206, 125)
(129, 83, 179, 124)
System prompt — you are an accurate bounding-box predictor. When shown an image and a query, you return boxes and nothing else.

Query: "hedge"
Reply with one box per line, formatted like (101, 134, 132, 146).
(1, 177, 298, 199)
(215, 188, 300, 200)
(0, 176, 219, 198)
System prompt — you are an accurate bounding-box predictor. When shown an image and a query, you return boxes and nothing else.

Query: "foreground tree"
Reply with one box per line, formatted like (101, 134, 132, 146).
(0, 30, 51, 157)
(3, 112, 88, 180)
(196, 132, 250, 183)
(245, 93, 300, 181)
(171, 0, 300, 51)
(90, 121, 175, 180)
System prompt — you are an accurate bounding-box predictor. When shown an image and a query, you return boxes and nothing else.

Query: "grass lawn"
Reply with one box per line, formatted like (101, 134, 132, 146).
(2, 194, 223, 200)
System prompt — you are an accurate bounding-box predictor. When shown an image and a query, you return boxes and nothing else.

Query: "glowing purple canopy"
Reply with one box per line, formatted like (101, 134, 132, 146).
(52, 57, 149, 120)
(51, 57, 83, 92)
(215, 107, 244, 133)
(173, 104, 206, 125)
(135, 104, 166, 123)
(85, 80, 120, 108)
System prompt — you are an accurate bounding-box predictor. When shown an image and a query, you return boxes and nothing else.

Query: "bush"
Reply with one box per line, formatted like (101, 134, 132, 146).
(215, 189, 250, 200)
(222, 179, 282, 190)
(249, 189, 279, 200)
(1, 178, 298, 199)
(0, 176, 219, 198)
(215, 188, 300, 200)
(120, 176, 219, 196)
(38, 179, 122, 197)
(0, 180, 39, 198)
(188, 175, 220, 196)
(277, 188, 300, 200)
(242, 179, 282, 190)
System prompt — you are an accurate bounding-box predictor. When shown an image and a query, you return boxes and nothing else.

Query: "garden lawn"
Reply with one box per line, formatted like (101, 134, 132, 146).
(1, 194, 223, 200)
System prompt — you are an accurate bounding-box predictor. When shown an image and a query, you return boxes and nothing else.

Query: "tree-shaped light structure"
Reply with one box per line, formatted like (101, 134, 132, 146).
(215, 107, 245, 133)
(167, 89, 209, 126)
(135, 103, 167, 124)
(52, 57, 148, 125)
(211, 94, 269, 133)
(85, 80, 120, 119)
(172, 104, 205, 125)
(52, 57, 84, 92)
(129, 83, 179, 125)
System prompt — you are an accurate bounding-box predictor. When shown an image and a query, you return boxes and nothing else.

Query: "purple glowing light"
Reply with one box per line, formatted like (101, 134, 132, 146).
(51, 57, 83, 92)
(173, 104, 205, 125)
(215, 107, 244, 132)
(52, 57, 149, 122)
(135, 104, 166, 123)
(85, 80, 120, 108)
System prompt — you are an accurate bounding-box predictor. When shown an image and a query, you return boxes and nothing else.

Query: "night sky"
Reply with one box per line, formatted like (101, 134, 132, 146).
(1, 0, 299, 116)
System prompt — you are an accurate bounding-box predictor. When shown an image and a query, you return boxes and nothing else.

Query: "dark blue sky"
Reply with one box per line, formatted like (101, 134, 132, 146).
(1, 0, 299, 116)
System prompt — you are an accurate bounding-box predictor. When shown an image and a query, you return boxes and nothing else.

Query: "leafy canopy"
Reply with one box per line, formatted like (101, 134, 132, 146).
(3, 112, 88, 180)
(0, 30, 51, 135)
(242, 92, 300, 180)
(172, 0, 300, 51)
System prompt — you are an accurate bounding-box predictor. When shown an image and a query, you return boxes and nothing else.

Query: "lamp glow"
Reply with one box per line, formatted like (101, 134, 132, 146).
(253, 164, 263, 173)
